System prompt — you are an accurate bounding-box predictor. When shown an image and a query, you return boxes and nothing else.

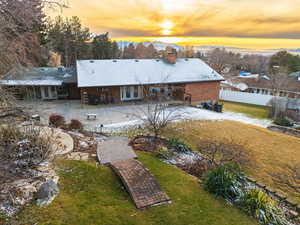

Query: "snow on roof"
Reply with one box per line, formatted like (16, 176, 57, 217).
(77, 58, 224, 87)
(0, 67, 77, 86)
(0, 80, 62, 86)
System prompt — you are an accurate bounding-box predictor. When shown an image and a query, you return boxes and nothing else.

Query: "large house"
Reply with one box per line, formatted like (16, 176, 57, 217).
(77, 53, 224, 105)
(0, 53, 224, 105)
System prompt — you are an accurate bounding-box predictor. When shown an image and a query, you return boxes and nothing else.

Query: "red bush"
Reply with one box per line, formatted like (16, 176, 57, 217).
(49, 114, 65, 128)
(69, 119, 83, 131)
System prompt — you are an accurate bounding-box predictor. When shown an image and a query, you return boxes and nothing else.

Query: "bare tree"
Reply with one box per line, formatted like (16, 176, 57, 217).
(0, 0, 67, 108)
(197, 138, 251, 168)
(0, 0, 67, 75)
(268, 66, 290, 119)
(131, 83, 184, 137)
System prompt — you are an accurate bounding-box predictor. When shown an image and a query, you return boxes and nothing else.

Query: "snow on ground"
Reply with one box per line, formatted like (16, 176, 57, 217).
(101, 106, 272, 132)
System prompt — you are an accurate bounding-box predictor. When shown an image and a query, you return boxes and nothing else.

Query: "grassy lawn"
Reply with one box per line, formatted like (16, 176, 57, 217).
(10, 153, 256, 225)
(220, 101, 270, 119)
(163, 120, 300, 203)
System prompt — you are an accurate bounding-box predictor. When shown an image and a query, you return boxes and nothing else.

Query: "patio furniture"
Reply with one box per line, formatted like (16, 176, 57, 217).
(87, 113, 97, 120)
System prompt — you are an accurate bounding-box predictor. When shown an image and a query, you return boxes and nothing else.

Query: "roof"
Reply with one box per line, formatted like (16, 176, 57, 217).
(225, 75, 300, 93)
(77, 58, 224, 87)
(0, 67, 77, 86)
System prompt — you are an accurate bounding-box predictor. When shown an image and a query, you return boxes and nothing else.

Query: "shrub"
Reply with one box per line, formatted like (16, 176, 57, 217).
(204, 164, 246, 202)
(49, 114, 65, 128)
(239, 189, 288, 225)
(69, 119, 83, 131)
(177, 158, 210, 179)
(0, 125, 53, 182)
(274, 118, 293, 127)
(197, 139, 251, 168)
(167, 138, 192, 153)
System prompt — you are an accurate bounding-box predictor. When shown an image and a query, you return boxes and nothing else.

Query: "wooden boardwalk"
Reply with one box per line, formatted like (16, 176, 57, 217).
(110, 159, 171, 209)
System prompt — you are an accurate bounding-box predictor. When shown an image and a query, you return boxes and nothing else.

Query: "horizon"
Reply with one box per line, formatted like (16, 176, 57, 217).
(51, 0, 300, 50)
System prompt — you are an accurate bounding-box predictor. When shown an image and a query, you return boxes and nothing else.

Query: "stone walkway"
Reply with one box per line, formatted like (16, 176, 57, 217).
(97, 137, 137, 165)
(111, 159, 171, 209)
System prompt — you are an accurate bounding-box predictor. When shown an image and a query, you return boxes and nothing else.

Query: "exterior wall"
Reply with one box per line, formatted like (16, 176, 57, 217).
(67, 83, 81, 99)
(81, 86, 121, 103)
(185, 81, 221, 104)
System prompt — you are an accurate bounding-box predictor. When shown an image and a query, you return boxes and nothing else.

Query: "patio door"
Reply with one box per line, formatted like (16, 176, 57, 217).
(120, 86, 142, 101)
(41, 86, 58, 100)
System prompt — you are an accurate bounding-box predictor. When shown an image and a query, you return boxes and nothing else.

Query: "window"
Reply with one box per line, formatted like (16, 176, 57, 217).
(126, 87, 131, 98)
(97, 87, 109, 92)
(120, 86, 142, 101)
(44, 87, 49, 97)
(134, 86, 139, 98)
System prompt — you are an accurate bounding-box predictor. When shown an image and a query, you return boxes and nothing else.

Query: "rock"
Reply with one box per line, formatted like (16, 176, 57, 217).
(36, 179, 59, 207)
(66, 152, 90, 161)
(79, 141, 89, 149)
(290, 210, 299, 218)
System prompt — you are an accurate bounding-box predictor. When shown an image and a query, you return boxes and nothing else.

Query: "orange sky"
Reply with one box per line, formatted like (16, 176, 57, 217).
(52, 0, 300, 49)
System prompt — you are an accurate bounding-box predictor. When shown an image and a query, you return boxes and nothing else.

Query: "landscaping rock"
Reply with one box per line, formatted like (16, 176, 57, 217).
(36, 180, 59, 207)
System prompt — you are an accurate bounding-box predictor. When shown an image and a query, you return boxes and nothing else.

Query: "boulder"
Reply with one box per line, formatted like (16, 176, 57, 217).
(36, 179, 59, 206)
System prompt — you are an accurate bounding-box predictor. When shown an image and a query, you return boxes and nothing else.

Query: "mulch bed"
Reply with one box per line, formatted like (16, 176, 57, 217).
(129, 135, 168, 152)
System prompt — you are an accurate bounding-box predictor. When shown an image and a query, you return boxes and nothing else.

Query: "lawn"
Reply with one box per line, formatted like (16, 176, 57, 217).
(220, 101, 270, 119)
(163, 120, 300, 203)
(9, 153, 256, 225)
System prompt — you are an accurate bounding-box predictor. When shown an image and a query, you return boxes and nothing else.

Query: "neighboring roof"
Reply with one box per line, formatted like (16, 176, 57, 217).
(77, 58, 224, 87)
(225, 75, 300, 93)
(0, 67, 77, 86)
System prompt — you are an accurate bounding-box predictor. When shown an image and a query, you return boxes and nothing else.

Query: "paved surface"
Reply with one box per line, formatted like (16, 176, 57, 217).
(97, 137, 137, 164)
(111, 159, 171, 209)
(19, 100, 272, 132)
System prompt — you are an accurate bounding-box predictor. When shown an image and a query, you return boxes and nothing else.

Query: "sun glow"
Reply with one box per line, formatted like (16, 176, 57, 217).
(159, 20, 174, 35)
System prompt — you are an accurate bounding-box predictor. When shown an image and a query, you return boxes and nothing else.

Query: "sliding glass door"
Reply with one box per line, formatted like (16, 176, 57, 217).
(120, 86, 142, 101)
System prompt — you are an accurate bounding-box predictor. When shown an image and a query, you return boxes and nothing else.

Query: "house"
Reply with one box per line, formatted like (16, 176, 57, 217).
(0, 67, 80, 100)
(77, 53, 224, 105)
(221, 74, 300, 99)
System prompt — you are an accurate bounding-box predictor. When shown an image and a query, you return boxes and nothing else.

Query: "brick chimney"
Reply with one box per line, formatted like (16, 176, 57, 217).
(165, 49, 177, 64)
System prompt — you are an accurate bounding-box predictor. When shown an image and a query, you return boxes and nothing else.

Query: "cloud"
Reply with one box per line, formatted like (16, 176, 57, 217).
(53, 0, 300, 39)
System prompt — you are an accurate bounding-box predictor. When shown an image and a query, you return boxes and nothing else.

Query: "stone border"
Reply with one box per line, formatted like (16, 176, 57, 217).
(246, 176, 300, 217)
(267, 125, 300, 138)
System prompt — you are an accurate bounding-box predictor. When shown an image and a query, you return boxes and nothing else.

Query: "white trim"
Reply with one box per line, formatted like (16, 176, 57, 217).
(120, 86, 143, 101)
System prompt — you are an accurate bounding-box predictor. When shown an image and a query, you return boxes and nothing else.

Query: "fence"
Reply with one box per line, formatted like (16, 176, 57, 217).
(220, 90, 278, 106)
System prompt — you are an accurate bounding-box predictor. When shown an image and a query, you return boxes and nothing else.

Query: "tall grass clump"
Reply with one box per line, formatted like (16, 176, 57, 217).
(204, 164, 246, 202)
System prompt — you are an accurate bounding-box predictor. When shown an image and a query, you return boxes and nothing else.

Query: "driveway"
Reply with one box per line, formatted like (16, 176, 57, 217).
(20, 100, 272, 132)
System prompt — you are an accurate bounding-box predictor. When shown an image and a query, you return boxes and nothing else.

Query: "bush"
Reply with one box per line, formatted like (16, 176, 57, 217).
(274, 118, 293, 127)
(204, 164, 246, 201)
(197, 139, 251, 168)
(167, 138, 192, 153)
(49, 114, 65, 128)
(68, 119, 83, 131)
(239, 189, 288, 225)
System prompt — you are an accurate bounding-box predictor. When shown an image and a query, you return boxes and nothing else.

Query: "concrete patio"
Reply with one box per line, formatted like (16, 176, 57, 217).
(19, 100, 272, 132)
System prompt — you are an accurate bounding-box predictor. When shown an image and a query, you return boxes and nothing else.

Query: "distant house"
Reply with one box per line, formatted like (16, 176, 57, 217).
(77, 52, 224, 105)
(0, 67, 80, 100)
(221, 74, 300, 99)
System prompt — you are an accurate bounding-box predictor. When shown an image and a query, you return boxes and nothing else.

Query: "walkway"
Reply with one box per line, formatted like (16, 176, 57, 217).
(97, 137, 170, 209)
(111, 159, 171, 209)
(97, 137, 137, 165)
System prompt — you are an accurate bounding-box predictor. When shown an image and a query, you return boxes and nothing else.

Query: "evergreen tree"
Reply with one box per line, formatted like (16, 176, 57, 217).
(91, 32, 119, 59)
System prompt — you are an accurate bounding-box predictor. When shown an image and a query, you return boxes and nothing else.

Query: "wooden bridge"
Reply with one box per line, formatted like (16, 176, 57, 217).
(97, 137, 170, 209)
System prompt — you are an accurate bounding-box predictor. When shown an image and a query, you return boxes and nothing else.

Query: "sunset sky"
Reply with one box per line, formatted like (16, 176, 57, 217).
(54, 0, 300, 49)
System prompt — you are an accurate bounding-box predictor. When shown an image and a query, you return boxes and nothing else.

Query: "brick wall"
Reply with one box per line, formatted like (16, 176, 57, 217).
(185, 81, 221, 104)
(81, 86, 121, 103)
